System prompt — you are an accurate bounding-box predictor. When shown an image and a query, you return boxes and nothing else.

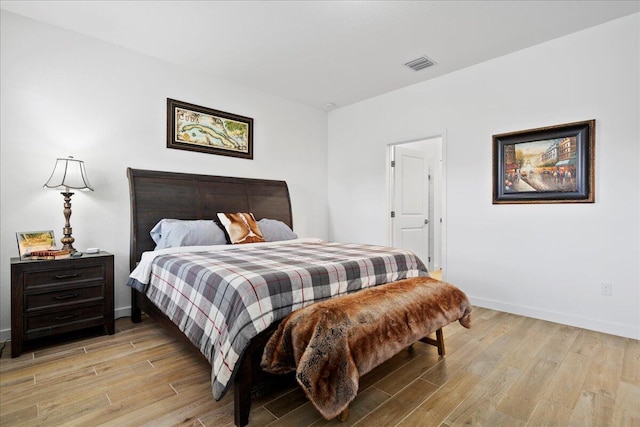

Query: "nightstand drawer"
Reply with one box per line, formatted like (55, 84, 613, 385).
(25, 284, 104, 311)
(25, 304, 104, 334)
(23, 265, 105, 289)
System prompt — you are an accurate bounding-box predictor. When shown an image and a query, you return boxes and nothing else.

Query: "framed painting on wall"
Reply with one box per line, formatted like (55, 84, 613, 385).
(167, 98, 253, 159)
(492, 120, 595, 204)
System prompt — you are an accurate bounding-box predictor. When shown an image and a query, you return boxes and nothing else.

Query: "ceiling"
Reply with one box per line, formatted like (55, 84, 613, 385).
(2, 1, 638, 110)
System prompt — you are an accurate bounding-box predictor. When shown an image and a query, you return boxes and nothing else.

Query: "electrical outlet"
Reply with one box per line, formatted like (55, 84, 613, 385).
(601, 283, 612, 296)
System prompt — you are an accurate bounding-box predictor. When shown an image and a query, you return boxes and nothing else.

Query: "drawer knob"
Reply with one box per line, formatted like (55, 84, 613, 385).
(55, 313, 79, 321)
(54, 293, 79, 301)
(55, 273, 81, 280)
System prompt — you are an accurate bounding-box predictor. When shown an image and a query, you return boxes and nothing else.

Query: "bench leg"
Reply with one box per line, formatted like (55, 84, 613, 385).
(435, 328, 445, 356)
(339, 405, 349, 422)
(419, 328, 446, 356)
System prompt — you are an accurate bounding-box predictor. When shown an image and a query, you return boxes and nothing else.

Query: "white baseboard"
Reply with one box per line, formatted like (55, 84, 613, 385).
(469, 295, 639, 340)
(115, 307, 131, 320)
(3, 301, 636, 347)
(0, 329, 9, 345)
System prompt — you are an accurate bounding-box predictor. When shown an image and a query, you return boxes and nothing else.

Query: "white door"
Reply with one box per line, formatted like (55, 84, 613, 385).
(392, 145, 429, 265)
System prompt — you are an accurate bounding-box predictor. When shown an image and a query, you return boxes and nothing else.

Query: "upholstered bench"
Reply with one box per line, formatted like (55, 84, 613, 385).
(261, 276, 472, 420)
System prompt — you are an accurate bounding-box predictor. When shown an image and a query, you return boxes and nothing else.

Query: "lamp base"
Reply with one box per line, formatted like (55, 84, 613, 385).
(60, 192, 78, 253)
(61, 241, 77, 253)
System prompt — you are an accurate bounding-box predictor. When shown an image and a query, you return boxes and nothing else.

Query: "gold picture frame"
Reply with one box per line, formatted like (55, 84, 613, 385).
(16, 230, 56, 260)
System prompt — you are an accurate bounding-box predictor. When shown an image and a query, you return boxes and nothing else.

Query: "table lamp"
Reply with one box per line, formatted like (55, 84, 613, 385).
(43, 156, 94, 252)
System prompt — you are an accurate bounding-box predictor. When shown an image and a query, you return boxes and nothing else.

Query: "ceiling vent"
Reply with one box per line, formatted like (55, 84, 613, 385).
(404, 56, 436, 71)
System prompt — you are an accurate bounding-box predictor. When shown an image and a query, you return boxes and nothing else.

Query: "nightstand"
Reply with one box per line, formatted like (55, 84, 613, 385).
(10, 251, 114, 357)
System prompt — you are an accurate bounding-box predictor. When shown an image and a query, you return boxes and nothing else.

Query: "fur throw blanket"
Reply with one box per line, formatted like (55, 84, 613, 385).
(261, 277, 472, 419)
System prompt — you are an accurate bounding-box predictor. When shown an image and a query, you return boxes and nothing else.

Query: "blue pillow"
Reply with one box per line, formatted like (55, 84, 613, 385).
(257, 218, 297, 242)
(150, 219, 227, 249)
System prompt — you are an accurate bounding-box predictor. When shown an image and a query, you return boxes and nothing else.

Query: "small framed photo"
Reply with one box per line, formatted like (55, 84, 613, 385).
(167, 98, 253, 159)
(492, 120, 595, 204)
(16, 230, 56, 260)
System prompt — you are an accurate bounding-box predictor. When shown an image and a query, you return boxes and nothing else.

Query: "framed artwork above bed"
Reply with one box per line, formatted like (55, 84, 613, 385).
(167, 98, 253, 159)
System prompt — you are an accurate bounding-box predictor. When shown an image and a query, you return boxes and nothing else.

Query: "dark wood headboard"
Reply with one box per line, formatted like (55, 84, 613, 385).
(127, 168, 293, 271)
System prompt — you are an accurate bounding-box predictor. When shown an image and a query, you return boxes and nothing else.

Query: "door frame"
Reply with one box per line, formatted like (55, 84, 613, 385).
(387, 132, 448, 279)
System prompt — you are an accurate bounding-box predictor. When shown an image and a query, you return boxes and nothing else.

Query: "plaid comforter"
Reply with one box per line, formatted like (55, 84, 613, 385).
(128, 240, 429, 399)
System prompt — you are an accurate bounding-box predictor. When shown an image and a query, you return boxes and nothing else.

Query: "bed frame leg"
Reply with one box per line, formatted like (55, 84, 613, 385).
(234, 351, 253, 427)
(131, 288, 142, 323)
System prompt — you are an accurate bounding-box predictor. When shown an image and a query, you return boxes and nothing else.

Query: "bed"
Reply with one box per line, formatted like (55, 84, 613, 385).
(126, 168, 468, 426)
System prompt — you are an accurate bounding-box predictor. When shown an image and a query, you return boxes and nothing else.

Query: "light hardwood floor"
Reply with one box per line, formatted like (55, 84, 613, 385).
(1, 308, 638, 427)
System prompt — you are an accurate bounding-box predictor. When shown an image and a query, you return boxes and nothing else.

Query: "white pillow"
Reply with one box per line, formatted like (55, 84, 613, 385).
(150, 219, 227, 250)
(258, 218, 298, 242)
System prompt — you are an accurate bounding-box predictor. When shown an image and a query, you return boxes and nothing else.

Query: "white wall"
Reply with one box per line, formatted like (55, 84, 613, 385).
(0, 11, 329, 339)
(328, 14, 639, 339)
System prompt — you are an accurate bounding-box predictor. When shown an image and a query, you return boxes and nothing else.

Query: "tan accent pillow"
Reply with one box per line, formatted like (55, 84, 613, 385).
(217, 213, 265, 244)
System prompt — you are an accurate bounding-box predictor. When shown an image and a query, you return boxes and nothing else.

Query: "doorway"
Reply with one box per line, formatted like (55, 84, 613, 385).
(388, 136, 444, 276)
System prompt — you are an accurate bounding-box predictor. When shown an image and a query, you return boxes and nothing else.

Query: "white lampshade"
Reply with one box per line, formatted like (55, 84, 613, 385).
(44, 156, 94, 191)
